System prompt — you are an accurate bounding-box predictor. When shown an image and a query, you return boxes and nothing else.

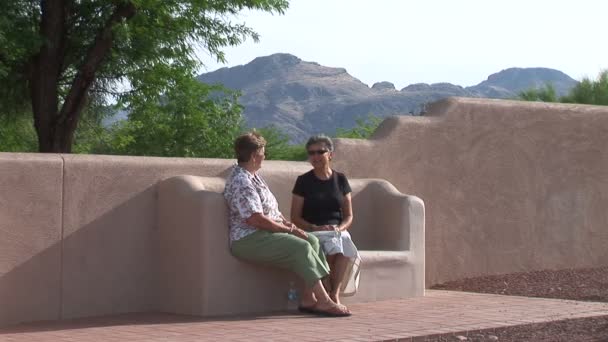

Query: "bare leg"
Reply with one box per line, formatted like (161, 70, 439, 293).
(329, 254, 349, 305)
(309, 280, 350, 315)
(300, 287, 316, 308)
(324, 254, 336, 293)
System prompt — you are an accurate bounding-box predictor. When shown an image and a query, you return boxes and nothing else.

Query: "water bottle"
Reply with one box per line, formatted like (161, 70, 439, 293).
(287, 280, 299, 311)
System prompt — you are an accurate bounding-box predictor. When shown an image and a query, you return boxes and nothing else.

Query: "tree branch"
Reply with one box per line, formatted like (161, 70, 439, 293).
(58, 0, 76, 76)
(57, 1, 136, 132)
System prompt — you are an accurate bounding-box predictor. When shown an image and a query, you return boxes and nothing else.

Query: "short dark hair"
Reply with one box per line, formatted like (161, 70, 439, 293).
(305, 135, 334, 152)
(234, 131, 266, 163)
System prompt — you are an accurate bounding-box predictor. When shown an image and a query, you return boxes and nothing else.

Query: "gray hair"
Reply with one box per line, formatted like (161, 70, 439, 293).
(305, 134, 334, 152)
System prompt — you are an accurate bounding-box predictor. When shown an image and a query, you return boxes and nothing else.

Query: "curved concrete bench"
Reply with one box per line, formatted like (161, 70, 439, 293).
(157, 174, 424, 316)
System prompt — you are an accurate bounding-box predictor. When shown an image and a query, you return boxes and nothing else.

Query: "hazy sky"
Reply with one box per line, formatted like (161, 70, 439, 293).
(200, 0, 607, 89)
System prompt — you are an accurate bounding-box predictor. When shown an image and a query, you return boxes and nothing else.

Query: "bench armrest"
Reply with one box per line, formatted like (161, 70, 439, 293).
(350, 179, 424, 254)
(157, 175, 228, 315)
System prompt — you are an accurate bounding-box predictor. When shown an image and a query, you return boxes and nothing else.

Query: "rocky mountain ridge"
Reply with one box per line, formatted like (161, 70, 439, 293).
(196, 53, 577, 142)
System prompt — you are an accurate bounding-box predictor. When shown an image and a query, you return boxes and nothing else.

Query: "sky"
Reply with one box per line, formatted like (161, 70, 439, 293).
(199, 0, 608, 89)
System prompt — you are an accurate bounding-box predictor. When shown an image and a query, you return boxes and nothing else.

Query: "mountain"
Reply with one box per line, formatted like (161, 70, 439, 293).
(197, 54, 578, 142)
(466, 67, 576, 99)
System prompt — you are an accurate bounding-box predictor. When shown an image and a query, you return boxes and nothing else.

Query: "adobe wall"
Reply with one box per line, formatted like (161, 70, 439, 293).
(0, 154, 63, 326)
(2, 96, 608, 326)
(0, 152, 308, 326)
(333, 97, 608, 285)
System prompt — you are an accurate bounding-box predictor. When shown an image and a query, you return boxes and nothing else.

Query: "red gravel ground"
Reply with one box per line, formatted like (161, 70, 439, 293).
(422, 267, 608, 341)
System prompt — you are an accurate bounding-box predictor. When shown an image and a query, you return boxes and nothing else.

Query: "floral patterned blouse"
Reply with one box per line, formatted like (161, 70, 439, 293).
(223, 165, 283, 244)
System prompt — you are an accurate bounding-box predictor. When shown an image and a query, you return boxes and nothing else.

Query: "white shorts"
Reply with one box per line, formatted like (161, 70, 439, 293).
(311, 230, 361, 296)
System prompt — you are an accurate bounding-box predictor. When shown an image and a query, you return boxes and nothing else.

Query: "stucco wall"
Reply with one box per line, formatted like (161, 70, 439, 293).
(59, 155, 309, 319)
(0, 153, 309, 326)
(59, 155, 234, 319)
(2, 96, 608, 326)
(0, 154, 63, 326)
(333, 97, 608, 285)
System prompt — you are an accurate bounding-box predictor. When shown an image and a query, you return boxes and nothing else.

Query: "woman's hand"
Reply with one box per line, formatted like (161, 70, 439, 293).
(318, 224, 335, 231)
(283, 222, 308, 240)
(290, 227, 309, 240)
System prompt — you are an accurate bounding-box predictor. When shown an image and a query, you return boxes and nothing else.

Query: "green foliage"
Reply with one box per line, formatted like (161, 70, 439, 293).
(253, 114, 385, 161)
(561, 70, 608, 105)
(0, 99, 117, 154)
(336, 115, 383, 139)
(0, 115, 37, 152)
(518, 84, 558, 102)
(0, 0, 289, 152)
(99, 78, 243, 158)
(255, 125, 307, 161)
(518, 70, 608, 106)
(92, 0, 287, 110)
(0, 1, 39, 115)
(67, 96, 118, 153)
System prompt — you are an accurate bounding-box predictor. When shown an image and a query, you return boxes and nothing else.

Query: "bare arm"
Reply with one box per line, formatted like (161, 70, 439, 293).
(279, 213, 293, 226)
(337, 193, 353, 232)
(245, 213, 309, 240)
(245, 213, 293, 233)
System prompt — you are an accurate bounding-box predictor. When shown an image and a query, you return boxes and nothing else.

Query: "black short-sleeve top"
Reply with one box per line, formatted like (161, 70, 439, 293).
(292, 169, 352, 226)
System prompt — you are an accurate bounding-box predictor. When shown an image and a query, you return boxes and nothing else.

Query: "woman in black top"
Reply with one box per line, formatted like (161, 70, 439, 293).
(291, 135, 358, 305)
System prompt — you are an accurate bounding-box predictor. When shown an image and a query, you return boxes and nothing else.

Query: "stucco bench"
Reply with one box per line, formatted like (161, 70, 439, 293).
(157, 172, 424, 316)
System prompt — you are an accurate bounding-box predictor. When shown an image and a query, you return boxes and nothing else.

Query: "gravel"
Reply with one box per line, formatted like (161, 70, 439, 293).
(419, 267, 608, 342)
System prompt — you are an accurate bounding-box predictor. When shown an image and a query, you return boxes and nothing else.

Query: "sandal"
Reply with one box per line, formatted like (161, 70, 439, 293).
(297, 305, 318, 314)
(308, 303, 352, 317)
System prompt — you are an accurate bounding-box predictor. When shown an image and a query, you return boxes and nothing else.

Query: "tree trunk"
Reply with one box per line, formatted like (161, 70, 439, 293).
(31, 1, 136, 153)
(30, 0, 67, 152)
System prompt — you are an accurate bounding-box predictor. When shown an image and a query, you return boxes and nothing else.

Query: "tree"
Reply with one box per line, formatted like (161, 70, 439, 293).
(250, 116, 385, 161)
(336, 114, 383, 139)
(65, 93, 120, 153)
(256, 125, 306, 161)
(518, 70, 608, 106)
(517, 84, 558, 102)
(0, 0, 288, 153)
(99, 79, 243, 158)
(561, 70, 608, 105)
(0, 115, 38, 152)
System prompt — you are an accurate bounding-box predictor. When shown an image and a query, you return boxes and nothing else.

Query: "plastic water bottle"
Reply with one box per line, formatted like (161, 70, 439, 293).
(287, 280, 299, 311)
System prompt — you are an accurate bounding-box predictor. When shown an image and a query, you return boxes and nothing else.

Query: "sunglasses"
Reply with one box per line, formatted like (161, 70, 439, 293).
(307, 149, 329, 156)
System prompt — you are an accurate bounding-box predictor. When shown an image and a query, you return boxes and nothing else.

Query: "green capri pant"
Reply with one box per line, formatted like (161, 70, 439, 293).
(231, 230, 330, 287)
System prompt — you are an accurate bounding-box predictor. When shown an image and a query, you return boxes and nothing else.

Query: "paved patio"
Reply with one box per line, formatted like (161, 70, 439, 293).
(1, 290, 607, 342)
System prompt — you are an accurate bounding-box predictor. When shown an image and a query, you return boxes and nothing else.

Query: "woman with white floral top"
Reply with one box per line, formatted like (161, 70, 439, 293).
(224, 131, 351, 317)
